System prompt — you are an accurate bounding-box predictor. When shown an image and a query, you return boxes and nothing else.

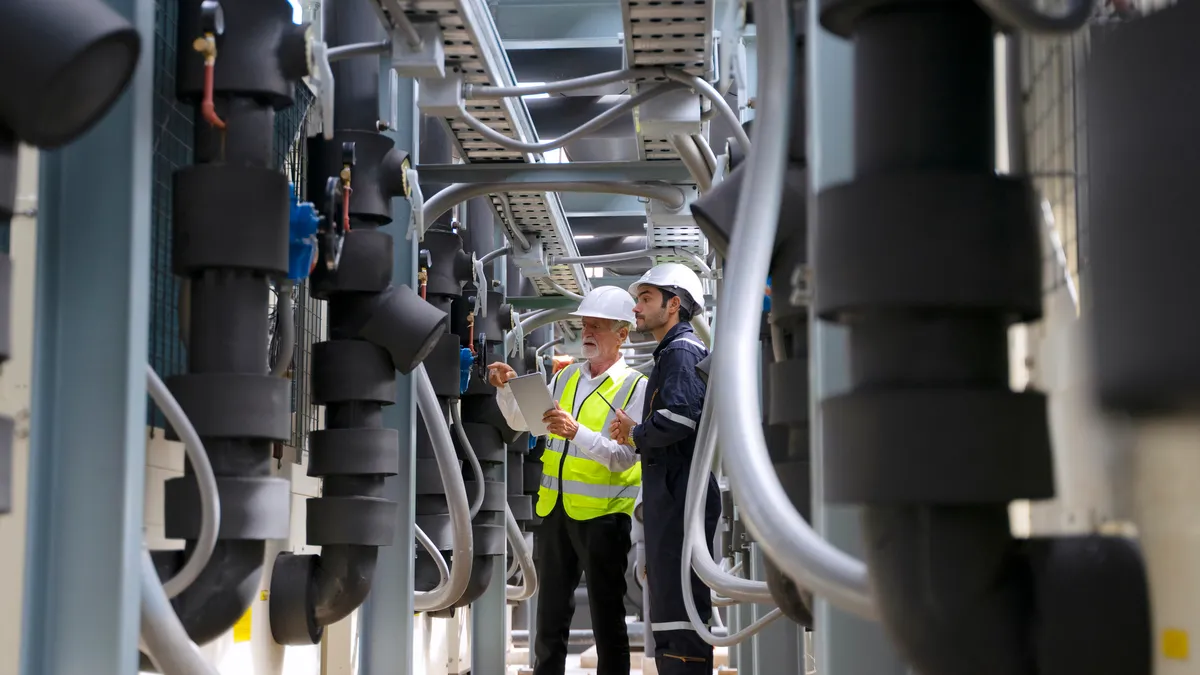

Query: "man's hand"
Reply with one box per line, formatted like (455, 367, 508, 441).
(487, 362, 517, 388)
(543, 403, 580, 439)
(610, 409, 635, 444)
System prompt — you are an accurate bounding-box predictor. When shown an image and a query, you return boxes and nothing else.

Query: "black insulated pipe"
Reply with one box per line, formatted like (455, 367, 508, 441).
(814, 1, 1150, 673)
(1086, 1, 1200, 413)
(411, 202, 507, 609)
(268, 0, 447, 645)
(0, 0, 141, 149)
(146, 2, 304, 660)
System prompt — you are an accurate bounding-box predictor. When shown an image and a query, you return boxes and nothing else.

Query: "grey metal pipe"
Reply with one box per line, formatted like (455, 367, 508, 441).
(713, 0, 876, 620)
(326, 39, 390, 62)
(423, 182, 687, 226)
(551, 247, 713, 279)
(505, 308, 578, 356)
(413, 364, 475, 611)
(671, 134, 714, 192)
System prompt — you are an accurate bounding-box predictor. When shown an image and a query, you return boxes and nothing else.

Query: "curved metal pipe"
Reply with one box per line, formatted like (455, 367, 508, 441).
(505, 505, 538, 601)
(712, 0, 877, 619)
(423, 182, 687, 227)
(413, 365, 475, 611)
(551, 247, 713, 278)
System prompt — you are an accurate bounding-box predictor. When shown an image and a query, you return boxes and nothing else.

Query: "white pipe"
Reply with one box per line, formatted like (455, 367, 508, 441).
(146, 364, 219, 599)
(452, 401, 487, 519)
(416, 525, 450, 584)
(689, 392, 774, 603)
(682, 378, 782, 644)
(413, 364, 475, 611)
(711, 0, 877, 620)
(139, 549, 220, 675)
(505, 504, 538, 602)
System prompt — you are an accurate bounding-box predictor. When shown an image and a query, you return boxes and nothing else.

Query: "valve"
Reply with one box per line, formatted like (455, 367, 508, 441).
(316, 176, 346, 272)
(287, 185, 320, 281)
(459, 347, 474, 395)
(417, 248, 432, 300)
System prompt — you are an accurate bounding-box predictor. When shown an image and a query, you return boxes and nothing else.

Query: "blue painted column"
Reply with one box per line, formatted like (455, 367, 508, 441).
(806, 2, 910, 674)
(19, 0, 155, 673)
(359, 71, 420, 675)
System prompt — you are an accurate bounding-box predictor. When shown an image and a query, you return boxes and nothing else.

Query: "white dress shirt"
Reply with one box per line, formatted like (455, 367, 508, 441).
(496, 357, 646, 473)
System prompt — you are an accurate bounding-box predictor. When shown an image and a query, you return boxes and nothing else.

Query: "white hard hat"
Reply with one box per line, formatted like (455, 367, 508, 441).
(569, 286, 637, 324)
(628, 263, 705, 315)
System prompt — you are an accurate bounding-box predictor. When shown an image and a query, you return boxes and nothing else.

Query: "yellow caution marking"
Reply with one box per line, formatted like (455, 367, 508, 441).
(233, 607, 253, 644)
(1163, 628, 1190, 660)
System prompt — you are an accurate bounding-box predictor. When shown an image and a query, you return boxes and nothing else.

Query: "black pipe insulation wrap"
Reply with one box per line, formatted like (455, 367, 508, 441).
(812, 1, 1150, 673)
(143, 3, 301, 664)
(1086, 0, 1200, 414)
(268, 0, 446, 644)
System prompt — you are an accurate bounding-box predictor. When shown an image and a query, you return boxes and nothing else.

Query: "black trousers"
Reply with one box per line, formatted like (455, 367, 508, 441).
(643, 458, 722, 675)
(533, 503, 633, 675)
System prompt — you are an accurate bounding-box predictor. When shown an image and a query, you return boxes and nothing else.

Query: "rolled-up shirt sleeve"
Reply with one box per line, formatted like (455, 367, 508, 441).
(570, 377, 647, 472)
(631, 347, 706, 449)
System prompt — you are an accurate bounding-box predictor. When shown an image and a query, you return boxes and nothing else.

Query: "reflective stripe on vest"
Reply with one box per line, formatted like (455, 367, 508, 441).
(537, 364, 644, 520)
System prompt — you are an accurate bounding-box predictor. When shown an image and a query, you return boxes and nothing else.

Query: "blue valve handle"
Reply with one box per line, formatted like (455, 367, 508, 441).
(459, 347, 475, 395)
(764, 275, 773, 313)
(287, 184, 320, 281)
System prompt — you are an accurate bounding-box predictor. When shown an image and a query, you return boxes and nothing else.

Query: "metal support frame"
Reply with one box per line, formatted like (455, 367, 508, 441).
(19, 0, 154, 673)
(470, 451, 507, 673)
(807, 3, 909, 673)
(414, 161, 694, 185)
(358, 71, 419, 675)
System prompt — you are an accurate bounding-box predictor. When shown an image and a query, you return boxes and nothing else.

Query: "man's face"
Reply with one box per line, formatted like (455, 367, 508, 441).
(580, 317, 627, 361)
(633, 285, 673, 333)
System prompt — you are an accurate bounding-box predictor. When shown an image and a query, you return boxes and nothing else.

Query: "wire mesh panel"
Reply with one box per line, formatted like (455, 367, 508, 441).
(149, 0, 322, 449)
(1022, 32, 1090, 303)
(148, 0, 193, 429)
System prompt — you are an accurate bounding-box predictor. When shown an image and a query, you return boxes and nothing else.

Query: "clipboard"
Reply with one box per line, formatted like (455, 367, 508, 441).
(507, 373, 557, 436)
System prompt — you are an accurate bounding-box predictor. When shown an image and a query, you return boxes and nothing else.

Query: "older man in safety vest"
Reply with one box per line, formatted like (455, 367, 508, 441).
(487, 285, 648, 675)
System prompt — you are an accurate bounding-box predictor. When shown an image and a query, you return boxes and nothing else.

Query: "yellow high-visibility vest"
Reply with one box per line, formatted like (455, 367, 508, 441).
(537, 363, 644, 520)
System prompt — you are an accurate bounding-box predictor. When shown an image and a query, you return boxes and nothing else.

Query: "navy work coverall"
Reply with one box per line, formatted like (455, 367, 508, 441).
(631, 322, 721, 674)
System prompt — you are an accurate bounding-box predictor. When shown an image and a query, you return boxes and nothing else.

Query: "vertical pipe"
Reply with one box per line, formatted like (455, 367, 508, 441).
(358, 72, 419, 675)
(20, 0, 153, 672)
(470, 449, 508, 673)
(751, 546, 803, 673)
(806, 0, 910, 672)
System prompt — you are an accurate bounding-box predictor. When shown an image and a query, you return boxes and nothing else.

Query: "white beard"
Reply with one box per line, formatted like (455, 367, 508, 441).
(581, 343, 599, 359)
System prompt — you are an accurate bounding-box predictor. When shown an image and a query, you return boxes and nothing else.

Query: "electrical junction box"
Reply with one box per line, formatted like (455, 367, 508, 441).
(417, 71, 464, 118)
(647, 184, 699, 228)
(634, 87, 703, 138)
(391, 20, 446, 79)
(512, 239, 551, 279)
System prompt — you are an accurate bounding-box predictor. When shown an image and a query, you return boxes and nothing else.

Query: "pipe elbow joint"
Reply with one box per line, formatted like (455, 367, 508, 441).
(862, 506, 1150, 675)
(269, 545, 381, 645)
